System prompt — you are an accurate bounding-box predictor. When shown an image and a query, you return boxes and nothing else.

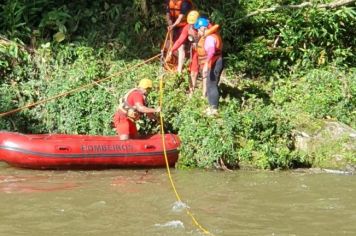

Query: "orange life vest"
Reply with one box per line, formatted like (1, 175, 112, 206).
(168, 0, 192, 27)
(197, 33, 223, 68)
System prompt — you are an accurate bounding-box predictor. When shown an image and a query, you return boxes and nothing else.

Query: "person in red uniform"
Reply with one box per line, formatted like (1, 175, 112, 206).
(167, 10, 199, 94)
(165, 0, 193, 74)
(113, 79, 161, 140)
(167, 11, 220, 96)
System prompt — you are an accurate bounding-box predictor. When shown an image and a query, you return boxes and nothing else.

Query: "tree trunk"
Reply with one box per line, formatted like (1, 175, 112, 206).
(140, 0, 148, 18)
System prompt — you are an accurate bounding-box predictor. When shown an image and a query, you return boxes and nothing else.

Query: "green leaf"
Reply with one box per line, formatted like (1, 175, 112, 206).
(53, 32, 66, 42)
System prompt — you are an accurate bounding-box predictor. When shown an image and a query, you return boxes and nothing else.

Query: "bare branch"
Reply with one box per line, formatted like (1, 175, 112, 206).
(0, 35, 35, 53)
(318, 0, 356, 8)
(243, 0, 356, 19)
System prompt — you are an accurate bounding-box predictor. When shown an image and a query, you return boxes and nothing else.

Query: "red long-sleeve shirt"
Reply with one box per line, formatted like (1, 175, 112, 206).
(171, 24, 190, 52)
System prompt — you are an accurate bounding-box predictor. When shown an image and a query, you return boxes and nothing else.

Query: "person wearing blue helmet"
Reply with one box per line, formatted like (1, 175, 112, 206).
(194, 17, 223, 116)
(167, 12, 220, 96)
(193, 17, 209, 30)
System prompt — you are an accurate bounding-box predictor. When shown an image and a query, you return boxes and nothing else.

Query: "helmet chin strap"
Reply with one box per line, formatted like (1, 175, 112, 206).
(198, 27, 205, 36)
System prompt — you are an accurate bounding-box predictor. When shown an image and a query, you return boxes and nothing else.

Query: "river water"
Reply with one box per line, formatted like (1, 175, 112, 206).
(0, 162, 355, 236)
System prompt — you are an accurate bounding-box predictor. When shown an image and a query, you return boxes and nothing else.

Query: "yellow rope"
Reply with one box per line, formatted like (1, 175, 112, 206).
(158, 77, 214, 236)
(0, 54, 160, 117)
(158, 38, 215, 234)
(1, 31, 214, 234)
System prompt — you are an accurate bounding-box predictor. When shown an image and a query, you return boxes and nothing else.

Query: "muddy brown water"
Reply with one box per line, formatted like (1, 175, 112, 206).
(0, 162, 355, 236)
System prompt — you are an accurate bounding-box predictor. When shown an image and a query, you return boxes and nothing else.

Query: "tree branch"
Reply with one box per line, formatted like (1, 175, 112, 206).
(0, 35, 35, 53)
(318, 0, 356, 8)
(243, 0, 356, 19)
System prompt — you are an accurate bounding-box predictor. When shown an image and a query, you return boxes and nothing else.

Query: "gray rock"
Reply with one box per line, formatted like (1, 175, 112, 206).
(294, 120, 356, 171)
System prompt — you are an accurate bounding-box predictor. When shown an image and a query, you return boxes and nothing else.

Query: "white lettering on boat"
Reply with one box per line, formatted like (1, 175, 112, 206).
(81, 144, 133, 152)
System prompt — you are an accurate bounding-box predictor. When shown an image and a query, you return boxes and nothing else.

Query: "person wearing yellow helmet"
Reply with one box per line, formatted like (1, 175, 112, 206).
(113, 79, 161, 140)
(167, 11, 220, 96)
(138, 78, 153, 90)
(187, 10, 199, 24)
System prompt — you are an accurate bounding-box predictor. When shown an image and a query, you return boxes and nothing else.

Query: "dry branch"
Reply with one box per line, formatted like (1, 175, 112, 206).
(243, 0, 356, 19)
(0, 35, 34, 54)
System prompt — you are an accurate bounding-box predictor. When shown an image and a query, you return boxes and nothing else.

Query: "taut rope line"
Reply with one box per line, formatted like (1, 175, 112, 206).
(1, 31, 215, 235)
(0, 54, 160, 117)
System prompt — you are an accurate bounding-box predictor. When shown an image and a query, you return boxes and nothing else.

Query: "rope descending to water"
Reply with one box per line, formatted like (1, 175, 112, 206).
(1, 31, 215, 235)
(158, 31, 215, 236)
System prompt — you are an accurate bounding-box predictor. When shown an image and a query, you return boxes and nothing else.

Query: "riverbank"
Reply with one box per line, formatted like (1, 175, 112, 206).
(1, 0, 355, 170)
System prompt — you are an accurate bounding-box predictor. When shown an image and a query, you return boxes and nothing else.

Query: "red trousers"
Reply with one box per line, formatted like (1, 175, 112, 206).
(113, 112, 138, 138)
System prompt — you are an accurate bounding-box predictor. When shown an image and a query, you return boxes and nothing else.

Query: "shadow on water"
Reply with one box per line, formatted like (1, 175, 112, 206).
(0, 167, 81, 194)
(0, 177, 80, 193)
(0, 163, 157, 194)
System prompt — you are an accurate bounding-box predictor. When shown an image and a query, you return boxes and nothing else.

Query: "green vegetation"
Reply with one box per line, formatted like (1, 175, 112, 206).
(1, 0, 355, 169)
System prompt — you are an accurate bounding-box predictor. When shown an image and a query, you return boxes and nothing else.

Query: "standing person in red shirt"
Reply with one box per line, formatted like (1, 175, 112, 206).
(166, 0, 193, 74)
(113, 79, 161, 140)
(167, 10, 200, 94)
(167, 11, 220, 96)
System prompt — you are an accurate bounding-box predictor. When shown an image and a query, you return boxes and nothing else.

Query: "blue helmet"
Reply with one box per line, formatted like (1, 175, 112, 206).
(193, 17, 209, 30)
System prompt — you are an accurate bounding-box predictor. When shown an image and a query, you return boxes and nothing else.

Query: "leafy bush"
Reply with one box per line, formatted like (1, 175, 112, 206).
(273, 67, 356, 128)
(1, 0, 355, 169)
(204, 0, 356, 77)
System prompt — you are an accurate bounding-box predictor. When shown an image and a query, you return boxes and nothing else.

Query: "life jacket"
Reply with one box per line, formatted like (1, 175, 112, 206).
(197, 32, 223, 68)
(188, 23, 220, 44)
(168, 0, 192, 27)
(205, 24, 220, 38)
(118, 88, 145, 120)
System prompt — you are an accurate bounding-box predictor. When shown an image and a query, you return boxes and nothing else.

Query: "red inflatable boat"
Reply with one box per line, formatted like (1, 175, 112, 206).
(0, 131, 180, 169)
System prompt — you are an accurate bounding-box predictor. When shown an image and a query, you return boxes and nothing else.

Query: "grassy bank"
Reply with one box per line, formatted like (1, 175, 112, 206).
(1, 0, 355, 169)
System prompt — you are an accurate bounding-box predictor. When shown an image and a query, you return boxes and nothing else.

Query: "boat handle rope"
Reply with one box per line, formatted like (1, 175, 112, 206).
(159, 31, 215, 236)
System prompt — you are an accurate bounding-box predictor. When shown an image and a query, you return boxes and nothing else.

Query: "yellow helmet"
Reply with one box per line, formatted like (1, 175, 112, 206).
(138, 79, 153, 89)
(187, 10, 199, 24)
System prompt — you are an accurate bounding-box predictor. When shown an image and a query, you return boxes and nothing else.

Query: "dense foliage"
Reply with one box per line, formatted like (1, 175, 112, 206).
(1, 0, 355, 169)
